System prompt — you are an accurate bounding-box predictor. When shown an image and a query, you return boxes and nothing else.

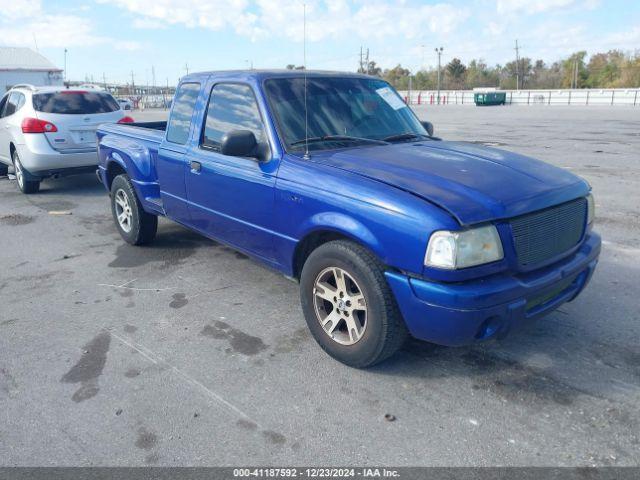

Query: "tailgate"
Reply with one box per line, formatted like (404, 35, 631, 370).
(40, 111, 124, 152)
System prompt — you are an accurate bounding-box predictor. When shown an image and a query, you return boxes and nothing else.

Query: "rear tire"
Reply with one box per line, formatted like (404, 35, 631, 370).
(300, 240, 408, 368)
(0, 162, 8, 176)
(12, 150, 40, 194)
(110, 174, 157, 245)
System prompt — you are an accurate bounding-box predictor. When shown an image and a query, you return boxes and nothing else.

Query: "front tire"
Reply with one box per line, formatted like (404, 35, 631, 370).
(12, 151, 40, 194)
(300, 240, 408, 368)
(110, 174, 157, 245)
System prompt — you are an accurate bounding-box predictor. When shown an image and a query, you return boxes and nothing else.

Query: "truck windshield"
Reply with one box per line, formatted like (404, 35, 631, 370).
(264, 76, 428, 153)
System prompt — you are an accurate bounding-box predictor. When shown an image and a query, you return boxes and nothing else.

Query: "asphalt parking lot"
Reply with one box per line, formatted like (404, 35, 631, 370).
(1, 105, 639, 466)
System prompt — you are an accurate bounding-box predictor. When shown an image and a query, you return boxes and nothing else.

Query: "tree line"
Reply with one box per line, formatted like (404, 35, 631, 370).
(348, 50, 640, 90)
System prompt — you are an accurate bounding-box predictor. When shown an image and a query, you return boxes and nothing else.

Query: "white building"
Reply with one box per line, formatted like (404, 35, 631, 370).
(0, 47, 63, 92)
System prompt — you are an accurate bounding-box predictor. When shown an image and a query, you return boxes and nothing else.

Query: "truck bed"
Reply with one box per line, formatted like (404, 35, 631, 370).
(96, 121, 168, 215)
(98, 121, 166, 144)
(128, 121, 167, 131)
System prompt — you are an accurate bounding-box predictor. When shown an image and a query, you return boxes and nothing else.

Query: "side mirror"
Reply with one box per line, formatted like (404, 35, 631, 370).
(220, 130, 258, 158)
(421, 121, 434, 137)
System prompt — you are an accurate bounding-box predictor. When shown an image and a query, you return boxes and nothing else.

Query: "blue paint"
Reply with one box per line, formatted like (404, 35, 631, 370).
(96, 70, 601, 346)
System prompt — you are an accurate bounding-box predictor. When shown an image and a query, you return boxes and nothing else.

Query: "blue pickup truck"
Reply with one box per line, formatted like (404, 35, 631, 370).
(97, 70, 600, 367)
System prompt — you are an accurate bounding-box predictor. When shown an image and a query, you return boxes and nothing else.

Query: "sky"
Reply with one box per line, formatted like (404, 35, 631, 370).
(0, 0, 638, 85)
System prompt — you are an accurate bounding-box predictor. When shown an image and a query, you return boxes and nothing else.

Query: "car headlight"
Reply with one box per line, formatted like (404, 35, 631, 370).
(586, 194, 595, 225)
(425, 225, 504, 269)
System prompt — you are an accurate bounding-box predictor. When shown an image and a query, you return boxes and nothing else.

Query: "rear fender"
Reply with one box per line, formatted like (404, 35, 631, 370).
(100, 135, 160, 211)
(99, 134, 154, 181)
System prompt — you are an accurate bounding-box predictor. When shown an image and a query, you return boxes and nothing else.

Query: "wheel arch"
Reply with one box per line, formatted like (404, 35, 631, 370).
(104, 158, 127, 190)
(292, 215, 385, 279)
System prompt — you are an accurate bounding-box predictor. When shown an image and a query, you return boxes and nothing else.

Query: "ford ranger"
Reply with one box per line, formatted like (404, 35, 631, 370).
(96, 70, 600, 367)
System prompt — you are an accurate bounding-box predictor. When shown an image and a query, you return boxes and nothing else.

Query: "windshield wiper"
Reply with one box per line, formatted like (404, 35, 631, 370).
(290, 135, 388, 147)
(382, 132, 430, 142)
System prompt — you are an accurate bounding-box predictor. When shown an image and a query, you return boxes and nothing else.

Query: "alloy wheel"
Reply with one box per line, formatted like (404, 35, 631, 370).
(114, 189, 133, 233)
(312, 266, 368, 345)
(13, 156, 24, 189)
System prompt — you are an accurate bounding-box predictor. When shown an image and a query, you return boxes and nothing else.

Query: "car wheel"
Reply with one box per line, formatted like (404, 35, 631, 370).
(12, 150, 40, 194)
(300, 240, 408, 368)
(110, 174, 157, 245)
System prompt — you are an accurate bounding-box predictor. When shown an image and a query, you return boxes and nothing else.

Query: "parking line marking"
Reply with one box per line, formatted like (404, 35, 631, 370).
(97, 278, 175, 292)
(105, 328, 259, 426)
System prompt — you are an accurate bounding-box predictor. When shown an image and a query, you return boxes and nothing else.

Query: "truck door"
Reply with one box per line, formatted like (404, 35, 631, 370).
(184, 82, 278, 261)
(156, 82, 201, 224)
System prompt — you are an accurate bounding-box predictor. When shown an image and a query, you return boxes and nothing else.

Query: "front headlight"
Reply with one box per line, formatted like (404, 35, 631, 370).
(425, 225, 504, 269)
(586, 194, 595, 225)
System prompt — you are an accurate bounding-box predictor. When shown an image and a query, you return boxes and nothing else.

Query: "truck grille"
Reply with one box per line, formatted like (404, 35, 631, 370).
(510, 198, 587, 267)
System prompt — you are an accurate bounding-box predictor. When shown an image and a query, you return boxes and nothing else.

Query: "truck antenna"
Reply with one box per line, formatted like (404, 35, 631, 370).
(303, 2, 310, 160)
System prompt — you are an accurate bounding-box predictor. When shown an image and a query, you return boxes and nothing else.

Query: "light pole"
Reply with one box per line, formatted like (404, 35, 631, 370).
(435, 47, 443, 104)
(63, 48, 67, 83)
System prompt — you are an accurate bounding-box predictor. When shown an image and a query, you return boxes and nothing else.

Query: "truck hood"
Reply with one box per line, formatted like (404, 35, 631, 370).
(310, 141, 589, 225)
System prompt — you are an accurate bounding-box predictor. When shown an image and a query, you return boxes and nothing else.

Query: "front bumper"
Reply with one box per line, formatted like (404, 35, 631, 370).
(386, 232, 601, 346)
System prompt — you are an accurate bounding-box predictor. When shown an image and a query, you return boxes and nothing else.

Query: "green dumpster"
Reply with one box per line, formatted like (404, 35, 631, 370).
(474, 92, 506, 106)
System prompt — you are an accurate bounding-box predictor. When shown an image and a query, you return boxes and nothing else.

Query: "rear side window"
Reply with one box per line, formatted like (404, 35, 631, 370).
(16, 93, 26, 110)
(167, 83, 200, 144)
(2, 92, 25, 117)
(32, 91, 120, 114)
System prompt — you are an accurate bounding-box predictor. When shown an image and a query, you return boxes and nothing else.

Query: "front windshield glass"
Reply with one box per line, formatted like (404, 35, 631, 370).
(264, 76, 428, 152)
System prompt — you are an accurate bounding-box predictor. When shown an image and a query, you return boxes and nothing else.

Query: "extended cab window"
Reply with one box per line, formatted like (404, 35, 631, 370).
(202, 83, 265, 151)
(166, 82, 200, 144)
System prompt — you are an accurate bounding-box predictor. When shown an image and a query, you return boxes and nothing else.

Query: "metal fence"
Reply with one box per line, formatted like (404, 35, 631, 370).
(114, 94, 172, 110)
(398, 89, 640, 106)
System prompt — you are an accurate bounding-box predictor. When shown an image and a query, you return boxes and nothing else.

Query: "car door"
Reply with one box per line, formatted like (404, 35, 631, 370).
(0, 93, 17, 163)
(156, 82, 201, 224)
(185, 82, 278, 261)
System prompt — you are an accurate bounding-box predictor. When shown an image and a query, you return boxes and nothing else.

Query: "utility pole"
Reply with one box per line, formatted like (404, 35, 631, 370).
(102, 72, 107, 91)
(152, 65, 156, 94)
(130, 70, 135, 95)
(365, 48, 370, 75)
(63, 48, 67, 82)
(359, 46, 363, 73)
(514, 39, 521, 90)
(435, 47, 443, 104)
(184, 63, 189, 76)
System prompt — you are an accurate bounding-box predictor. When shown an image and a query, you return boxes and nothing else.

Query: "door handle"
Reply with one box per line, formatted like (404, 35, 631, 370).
(190, 161, 201, 173)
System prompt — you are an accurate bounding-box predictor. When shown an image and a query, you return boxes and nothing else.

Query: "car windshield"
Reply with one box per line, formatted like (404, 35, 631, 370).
(264, 76, 428, 152)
